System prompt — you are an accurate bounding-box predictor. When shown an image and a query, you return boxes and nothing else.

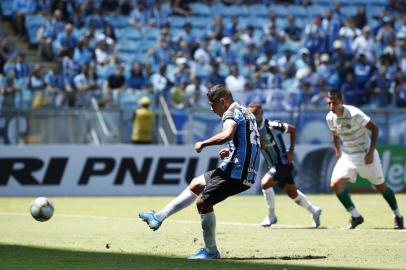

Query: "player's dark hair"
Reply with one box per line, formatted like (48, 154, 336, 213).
(207, 84, 233, 102)
(327, 89, 343, 100)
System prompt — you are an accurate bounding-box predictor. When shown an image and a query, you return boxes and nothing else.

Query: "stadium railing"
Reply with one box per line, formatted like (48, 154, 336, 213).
(0, 106, 405, 145)
(158, 95, 188, 145)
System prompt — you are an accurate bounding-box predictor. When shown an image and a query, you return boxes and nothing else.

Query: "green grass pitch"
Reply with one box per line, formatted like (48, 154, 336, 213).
(0, 194, 405, 270)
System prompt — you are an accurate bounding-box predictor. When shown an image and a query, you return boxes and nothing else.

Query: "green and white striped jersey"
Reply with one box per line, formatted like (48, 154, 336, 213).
(326, 105, 371, 156)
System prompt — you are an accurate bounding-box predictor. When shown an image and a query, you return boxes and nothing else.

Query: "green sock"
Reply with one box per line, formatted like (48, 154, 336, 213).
(382, 188, 398, 211)
(336, 188, 355, 211)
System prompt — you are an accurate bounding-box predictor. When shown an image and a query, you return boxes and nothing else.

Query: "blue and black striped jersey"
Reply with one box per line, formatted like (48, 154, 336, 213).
(258, 118, 290, 167)
(219, 102, 261, 182)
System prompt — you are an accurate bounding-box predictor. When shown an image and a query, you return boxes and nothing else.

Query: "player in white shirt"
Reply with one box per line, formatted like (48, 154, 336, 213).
(326, 90, 403, 229)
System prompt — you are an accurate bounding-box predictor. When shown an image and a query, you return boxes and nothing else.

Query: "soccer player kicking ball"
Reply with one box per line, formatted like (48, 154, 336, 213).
(248, 103, 322, 228)
(326, 90, 404, 229)
(139, 84, 261, 259)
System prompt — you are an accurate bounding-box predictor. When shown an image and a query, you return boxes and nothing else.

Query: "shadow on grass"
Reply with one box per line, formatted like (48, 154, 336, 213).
(371, 227, 403, 231)
(263, 226, 330, 230)
(0, 244, 370, 270)
(228, 255, 327, 260)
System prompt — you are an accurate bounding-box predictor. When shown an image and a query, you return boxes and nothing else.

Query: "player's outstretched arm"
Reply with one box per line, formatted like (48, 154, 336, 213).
(365, 120, 379, 164)
(331, 131, 341, 159)
(287, 124, 297, 163)
(195, 120, 237, 153)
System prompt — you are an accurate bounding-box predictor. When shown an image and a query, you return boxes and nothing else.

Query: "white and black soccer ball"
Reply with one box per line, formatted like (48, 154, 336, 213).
(30, 197, 54, 222)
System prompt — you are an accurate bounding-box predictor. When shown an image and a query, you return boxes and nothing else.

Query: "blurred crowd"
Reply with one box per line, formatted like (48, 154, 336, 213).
(0, 0, 405, 112)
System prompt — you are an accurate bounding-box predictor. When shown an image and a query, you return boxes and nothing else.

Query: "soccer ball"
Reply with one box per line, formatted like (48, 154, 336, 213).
(30, 197, 54, 222)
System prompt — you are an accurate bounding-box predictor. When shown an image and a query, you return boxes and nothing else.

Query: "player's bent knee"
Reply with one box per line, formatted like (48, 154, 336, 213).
(261, 178, 273, 190)
(374, 183, 387, 193)
(331, 179, 346, 192)
(188, 176, 206, 194)
(286, 188, 298, 199)
(330, 182, 340, 192)
(196, 197, 213, 213)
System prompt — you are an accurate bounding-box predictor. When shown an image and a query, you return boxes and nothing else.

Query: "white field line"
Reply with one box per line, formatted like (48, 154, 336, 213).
(0, 211, 403, 232)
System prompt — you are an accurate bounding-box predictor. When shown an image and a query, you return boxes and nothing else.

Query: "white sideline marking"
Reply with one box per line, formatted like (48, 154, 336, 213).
(0, 211, 402, 232)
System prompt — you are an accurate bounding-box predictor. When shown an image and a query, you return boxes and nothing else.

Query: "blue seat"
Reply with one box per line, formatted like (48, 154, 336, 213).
(238, 16, 250, 28)
(210, 2, 226, 16)
(339, 0, 353, 6)
(0, 0, 13, 16)
(136, 40, 156, 53)
(289, 6, 307, 18)
(117, 52, 135, 64)
(248, 4, 268, 17)
(96, 64, 116, 80)
(341, 6, 357, 17)
(223, 5, 249, 17)
(306, 5, 327, 18)
(170, 27, 183, 39)
(189, 16, 210, 29)
(366, 6, 383, 18)
(351, 0, 369, 5)
(369, 0, 387, 6)
(169, 16, 186, 28)
(26, 25, 42, 44)
(25, 14, 47, 26)
(271, 5, 288, 18)
(85, 15, 105, 29)
(276, 17, 288, 29)
(312, 0, 333, 7)
(106, 15, 129, 28)
(192, 28, 206, 39)
(142, 27, 160, 41)
(116, 27, 142, 41)
(280, 41, 303, 54)
(118, 40, 140, 53)
(190, 3, 211, 17)
(238, 64, 249, 77)
(73, 28, 87, 39)
(161, 2, 172, 14)
(248, 17, 267, 30)
(25, 15, 47, 44)
(195, 63, 212, 81)
(132, 52, 153, 64)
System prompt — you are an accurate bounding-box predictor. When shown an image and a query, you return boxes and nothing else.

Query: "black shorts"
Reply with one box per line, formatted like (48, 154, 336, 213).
(267, 163, 295, 189)
(202, 169, 251, 206)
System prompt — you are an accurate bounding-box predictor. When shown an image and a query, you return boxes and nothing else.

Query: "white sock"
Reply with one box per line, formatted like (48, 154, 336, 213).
(293, 190, 317, 215)
(262, 187, 276, 217)
(154, 188, 198, 221)
(201, 212, 218, 254)
(394, 208, 402, 218)
(349, 208, 361, 218)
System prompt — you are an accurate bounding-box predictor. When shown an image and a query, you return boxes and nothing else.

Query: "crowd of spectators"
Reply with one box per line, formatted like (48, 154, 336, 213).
(0, 0, 405, 112)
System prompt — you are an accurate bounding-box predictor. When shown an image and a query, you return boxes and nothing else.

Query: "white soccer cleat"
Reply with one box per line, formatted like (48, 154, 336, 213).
(312, 207, 322, 228)
(260, 215, 277, 227)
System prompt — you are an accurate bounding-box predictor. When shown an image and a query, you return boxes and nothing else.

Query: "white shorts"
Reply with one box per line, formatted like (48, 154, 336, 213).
(331, 149, 385, 185)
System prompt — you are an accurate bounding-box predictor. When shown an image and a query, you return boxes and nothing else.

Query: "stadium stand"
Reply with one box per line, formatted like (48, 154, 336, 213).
(0, 0, 405, 144)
